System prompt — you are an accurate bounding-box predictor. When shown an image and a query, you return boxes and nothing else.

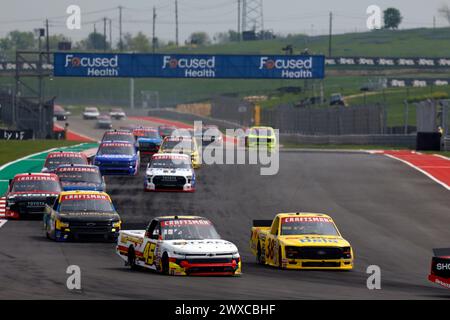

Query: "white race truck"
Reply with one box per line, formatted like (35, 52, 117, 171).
(116, 215, 241, 276)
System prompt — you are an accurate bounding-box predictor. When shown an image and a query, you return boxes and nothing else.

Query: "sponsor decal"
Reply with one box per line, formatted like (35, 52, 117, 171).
(282, 217, 333, 224)
(120, 234, 144, 244)
(48, 152, 82, 158)
(57, 167, 97, 173)
(16, 176, 58, 181)
(299, 237, 340, 243)
(162, 55, 216, 78)
(105, 131, 133, 136)
(260, 56, 313, 79)
(161, 219, 211, 227)
(152, 154, 189, 161)
(61, 194, 109, 201)
(101, 142, 132, 147)
(64, 54, 119, 77)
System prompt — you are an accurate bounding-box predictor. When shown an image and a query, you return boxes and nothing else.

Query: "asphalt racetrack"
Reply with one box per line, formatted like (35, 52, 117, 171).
(0, 116, 449, 299)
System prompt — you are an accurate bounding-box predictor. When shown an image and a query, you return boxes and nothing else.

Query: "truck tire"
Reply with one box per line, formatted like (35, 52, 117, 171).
(127, 246, 137, 270)
(161, 253, 169, 275)
(257, 243, 264, 264)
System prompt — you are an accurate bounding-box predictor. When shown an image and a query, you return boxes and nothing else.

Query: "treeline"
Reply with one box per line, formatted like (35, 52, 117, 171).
(0, 29, 277, 59)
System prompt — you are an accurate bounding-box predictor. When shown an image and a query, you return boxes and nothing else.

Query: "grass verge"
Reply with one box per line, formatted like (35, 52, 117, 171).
(0, 140, 81, 166)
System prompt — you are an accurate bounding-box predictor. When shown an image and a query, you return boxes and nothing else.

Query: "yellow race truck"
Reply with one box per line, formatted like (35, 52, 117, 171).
(250, 212, 353, 270)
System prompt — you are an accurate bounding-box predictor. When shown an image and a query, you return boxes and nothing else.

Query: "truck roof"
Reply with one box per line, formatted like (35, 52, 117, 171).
(275, 212, 333, 220)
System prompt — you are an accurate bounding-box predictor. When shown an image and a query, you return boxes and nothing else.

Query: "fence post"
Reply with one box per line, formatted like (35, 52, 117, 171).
(403, 99, 409, 134)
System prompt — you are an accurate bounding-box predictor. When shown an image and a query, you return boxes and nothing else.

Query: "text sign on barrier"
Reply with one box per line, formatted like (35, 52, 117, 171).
(53, 53, 325, 79)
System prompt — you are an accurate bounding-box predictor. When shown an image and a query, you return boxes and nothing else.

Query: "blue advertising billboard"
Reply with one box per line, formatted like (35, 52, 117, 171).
(53, 53, 325, 79)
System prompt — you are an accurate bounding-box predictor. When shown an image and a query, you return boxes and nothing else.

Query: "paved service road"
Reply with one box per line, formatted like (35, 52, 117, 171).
(0, 117, 449, 299)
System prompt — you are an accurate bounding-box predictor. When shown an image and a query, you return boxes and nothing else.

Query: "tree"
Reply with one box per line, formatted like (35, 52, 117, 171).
(188, 32, 210, 46)
(76, 32, 109, 50)
(0, 30, 35, 51)
(123, 32, 151, 52)
(383, 8, 402, 29)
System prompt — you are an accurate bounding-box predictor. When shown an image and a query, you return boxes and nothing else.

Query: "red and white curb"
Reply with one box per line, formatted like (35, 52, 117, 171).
(0, 197, 7, 227)
(0, 197, 5, 217)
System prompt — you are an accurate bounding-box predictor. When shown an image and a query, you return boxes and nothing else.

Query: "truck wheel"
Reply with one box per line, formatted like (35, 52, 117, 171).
(278, 247, 283, 269)
(161, 253, 169, 275)
(257, 243, 264, 264)
(127, 246, 137, 270)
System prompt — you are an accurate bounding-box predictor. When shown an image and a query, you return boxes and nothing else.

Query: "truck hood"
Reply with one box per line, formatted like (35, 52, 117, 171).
(61, 181, 103, 191)
(279, 235, 350, 247)
(165, 239, 239, 255)
(7, 192, 59, 200)
(58, 211, 120, 221)
(95, 155, 135, 161)
(146, 167, 193, 176)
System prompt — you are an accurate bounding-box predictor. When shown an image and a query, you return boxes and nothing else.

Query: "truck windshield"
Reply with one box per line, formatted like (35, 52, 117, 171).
(161, 219, 220, 240)
(136, 130, 160, 139)
(12, 179, 61, 193)
(44, 156, 86, 171)
(102, 133, 135, 143)
(59, 199, 114, 212)
(98, 144, 135, 155)
(151, 158, 191, 169)
(281, 220, 339, 236)
(57, 170, 102, 184)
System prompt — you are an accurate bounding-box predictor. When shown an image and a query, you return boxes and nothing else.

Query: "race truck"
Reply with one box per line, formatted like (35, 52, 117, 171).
(109, 107, 126, 120)
(43, 191, 121, 242)
(101, 129, 136, 144)
(159, 136, 200, 169)
(41, 151, 89, 173)
(3, 173, 62, 219)
(250, 213, 353, 270)
(82, 107, 100, 120)
(245, 126, 277, 149)
(96, 114, 113, 129)
(158, 125, 177, 139)
(116, 215, 241, 276)
(133, 127, 162, 156)
(428, 248, 450, 289)
(93, 142, 139, 175)
(55, 164, 105, 192)
(195, 125, 223, 146)
(144, 153, 195, 192)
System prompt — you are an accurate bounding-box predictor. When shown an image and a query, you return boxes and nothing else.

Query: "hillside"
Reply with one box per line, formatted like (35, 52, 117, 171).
(167, 27, 450, 57)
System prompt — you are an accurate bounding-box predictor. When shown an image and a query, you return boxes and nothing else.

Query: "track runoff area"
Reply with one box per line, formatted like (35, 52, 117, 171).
(0, 113, 449, 314)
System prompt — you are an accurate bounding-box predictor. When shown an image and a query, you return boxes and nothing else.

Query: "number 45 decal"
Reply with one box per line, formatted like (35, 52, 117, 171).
(143, 242, 157, 265)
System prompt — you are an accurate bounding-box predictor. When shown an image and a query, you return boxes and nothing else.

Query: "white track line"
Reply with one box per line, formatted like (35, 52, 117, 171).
(0, 220, 7, 228)
(0, 142, 86, 172)
(384, 154, 450, 191)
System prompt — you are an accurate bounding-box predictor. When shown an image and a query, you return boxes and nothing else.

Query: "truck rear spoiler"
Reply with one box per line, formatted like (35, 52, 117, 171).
(253, 220, 272, 227)
(433, 248, 450, 257)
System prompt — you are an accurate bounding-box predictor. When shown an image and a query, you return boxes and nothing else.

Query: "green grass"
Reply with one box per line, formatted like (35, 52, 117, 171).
(0, 140, 80, 166)
(345, 86, 450, 126)
(164, 27, 450, 57)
